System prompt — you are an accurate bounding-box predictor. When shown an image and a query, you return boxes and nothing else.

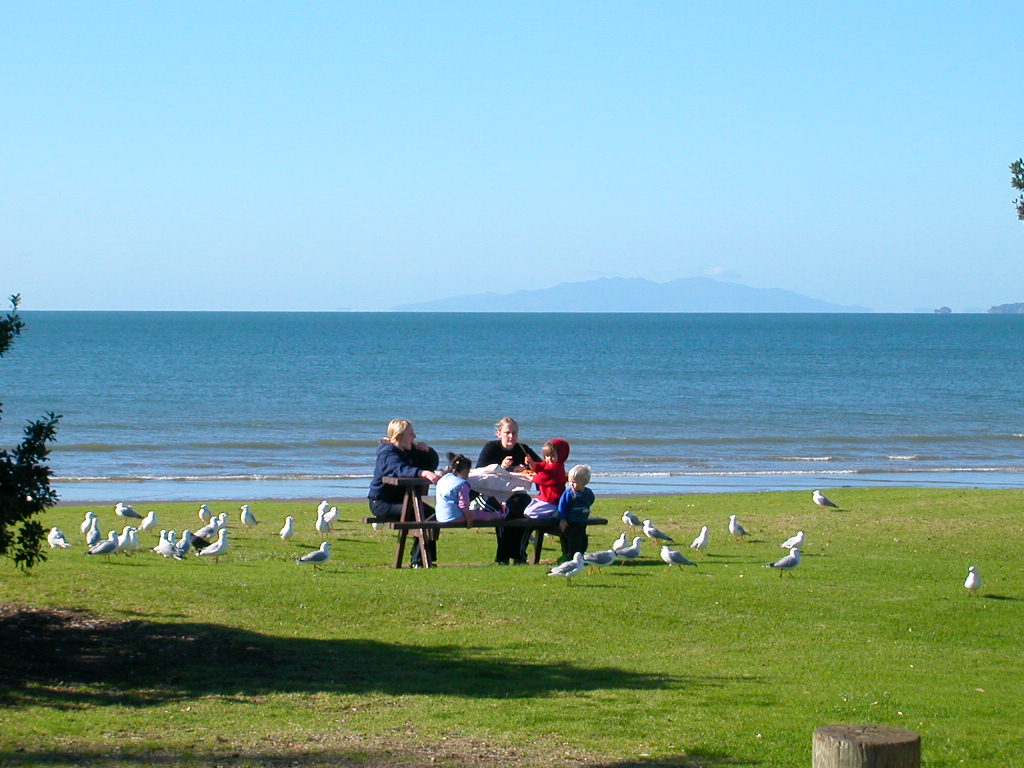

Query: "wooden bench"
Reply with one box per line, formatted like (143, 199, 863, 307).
(366, 476, 607, 568)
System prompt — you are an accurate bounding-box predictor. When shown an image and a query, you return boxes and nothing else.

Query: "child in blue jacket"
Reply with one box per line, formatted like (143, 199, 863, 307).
(557, 464, 595, 561)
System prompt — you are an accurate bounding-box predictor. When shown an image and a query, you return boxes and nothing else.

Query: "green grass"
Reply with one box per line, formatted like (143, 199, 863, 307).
(2, 488, 1022, 767)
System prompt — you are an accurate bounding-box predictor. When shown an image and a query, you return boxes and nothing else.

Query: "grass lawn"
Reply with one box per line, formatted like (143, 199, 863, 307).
(1, 487, 1022, 767)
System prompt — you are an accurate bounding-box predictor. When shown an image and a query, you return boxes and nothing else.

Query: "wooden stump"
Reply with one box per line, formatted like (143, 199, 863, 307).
(812, 724, 920, 768)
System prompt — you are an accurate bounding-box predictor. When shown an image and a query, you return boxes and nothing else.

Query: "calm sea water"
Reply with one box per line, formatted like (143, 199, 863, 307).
(2, 312, 1023, 502)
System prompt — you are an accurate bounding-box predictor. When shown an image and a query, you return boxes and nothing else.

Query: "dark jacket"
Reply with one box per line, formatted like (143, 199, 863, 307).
(368, 441, 440, 503)
(476, 439, 540, 469)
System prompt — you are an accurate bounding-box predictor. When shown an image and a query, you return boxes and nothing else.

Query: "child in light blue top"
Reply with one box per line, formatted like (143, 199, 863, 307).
(435, 453, 475, 524)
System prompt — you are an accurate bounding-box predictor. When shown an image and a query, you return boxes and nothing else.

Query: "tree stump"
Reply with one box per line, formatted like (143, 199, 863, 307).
(812, 724, 920, 768)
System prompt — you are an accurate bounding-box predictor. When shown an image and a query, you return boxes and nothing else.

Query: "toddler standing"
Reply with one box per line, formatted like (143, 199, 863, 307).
(557, 464, 595, 561)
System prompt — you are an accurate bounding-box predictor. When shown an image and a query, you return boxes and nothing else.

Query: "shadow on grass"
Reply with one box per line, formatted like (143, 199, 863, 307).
(0, 747, 754, 768)
(0, 604, 680, 710)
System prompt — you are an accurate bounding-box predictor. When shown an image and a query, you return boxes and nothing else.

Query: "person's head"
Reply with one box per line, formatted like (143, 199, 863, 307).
(446, 452, 472, 478)
(567, 464, 591, 489)
(545, 439, 571, 464)
(385, 419, 416, 450)
(495, 417, 520, 449)
(542, 441, 556, 460)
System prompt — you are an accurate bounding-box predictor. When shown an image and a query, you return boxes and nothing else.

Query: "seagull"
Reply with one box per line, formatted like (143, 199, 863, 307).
(115, 502, 142, 519)
(240, 504, 259, 528)
(87, 531, 120, 560)
(323, 505, 339, 528)
(198, 528, 229, 563)
(583, 549, 617, 573)
(48, 527, 72, 548)
(279, 516, 295, 541)
(297, 541, 331, 571)
(174, 529, 193, 557)
(153, 530, 183, 559)
(119, 525, 140, 554)
(317, 499, 330, 518)
(812, 490, 839, 510)
(765, 547, 801, 576)
(616, 536, 644, 563)
(622, 510, 642, 532)
(194, 518, 219, 541)
(80, 511, 96, 535)
(690, 525, 709, 552)
(548, 552, 586, 584)
(661, 545, 697, 569)
(139, 509, 158, 533)
(643, 519, 674, 544)
(611, 531, 629, 552)
(315, 510, 331, 538)
(217, 512, 229, 529)
(198, 504, 212, 523)
(780, 531, 805, 549)
(964, 565, 981, 595)
(86, 517, 101, 547)
(728, 514, 749, 540)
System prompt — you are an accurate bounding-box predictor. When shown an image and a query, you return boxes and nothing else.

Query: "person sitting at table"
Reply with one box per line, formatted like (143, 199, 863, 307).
(523, 438, 570, 519)
(476, 416, 540, 564)
(368, 418, 442, 568)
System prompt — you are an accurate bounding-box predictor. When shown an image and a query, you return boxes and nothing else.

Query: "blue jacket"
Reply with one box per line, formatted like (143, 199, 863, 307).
(557, 486, 595, 523)
(368, 442, 439, 503)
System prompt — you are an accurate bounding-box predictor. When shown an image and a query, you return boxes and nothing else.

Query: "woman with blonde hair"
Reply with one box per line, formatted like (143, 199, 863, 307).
(367, 418, 442, 567)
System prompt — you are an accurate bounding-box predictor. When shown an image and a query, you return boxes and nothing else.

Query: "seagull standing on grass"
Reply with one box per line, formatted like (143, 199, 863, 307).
(323, 505, 340, 529)
(661, 545, 697, 569)
(643, 519, 674, 544)
(964, 566, 982, 595)
(198, 504, 212, 523)
(315, 510, 331, 538)
(812, 490, 839, 510)
(153, 530, 183, 559)
(119, 525, 139, 554)
(115, 502, 142, 519)
(80, 511, 96, 535)
(198, 528, 229, 563)
(780, 531, 805, 550)
(622, 510, 642, 533)
(548, 552, 586, 584)
(690, 525, 709, 552)
(583, 549, 617, 573)
(86, 517, 102, 547)
(611, 532, 629, 552)
(174, 530, 193, 558)
(317, 500, 330, 519)
(240, 504, 259, 528)
(139, 510, 158, 533)
(728, 515, 749, 540)
(297, 541, 331, 571)
(765, 547, 801, 576)
(279, 516, 295, 541)
(48, 527, 71, 548)
(88, 531, 120, 560)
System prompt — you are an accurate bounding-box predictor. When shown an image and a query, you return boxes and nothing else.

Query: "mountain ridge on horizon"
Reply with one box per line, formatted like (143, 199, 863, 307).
(393, 276, 870, 313)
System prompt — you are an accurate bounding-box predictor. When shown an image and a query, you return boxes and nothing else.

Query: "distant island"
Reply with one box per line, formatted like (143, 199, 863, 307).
(988, 303, 1024, 314)
(393, 277, 870, 313)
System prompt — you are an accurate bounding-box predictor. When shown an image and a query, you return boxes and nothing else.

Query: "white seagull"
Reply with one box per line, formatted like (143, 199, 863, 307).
(198, 504, 212, 523)
(611, 531, 629, 552)
(616, 536, 644, 563)
(139, 509, 158, 533)
(86, 517, 102, 547)
(642, 519, 674, 544)
(964, 565, 982, 595)
(323, 505, 340, 528)
(812, 490, 839, 510)
(153, 530, 183, 559)
(315, 510, 331, 538)
(279, 516, 295, 541)
(119, 525, 140, 554)
(583, 549, 617, 572)
(88, 531, 120, 560)
(198, 528, 229, 563)
(622, 510, 642, 532)
(765, 547, 801, 576)
(80, 511, 96, 535)
(297, 541, 332, 570)
(115, 502, 142, 519)
(317, 499, 330, 518)
(174, 529, 193, 558)
(194, 518, 219, 541)
(780, 531, 805, 549)
(240, 504, 259, 528)
(48, 527, 72, 549)
(548, 552, 586, 584)
(690, 525, 709, 552)
(661, 545, 697, 569)
(728, 514, 749, 540)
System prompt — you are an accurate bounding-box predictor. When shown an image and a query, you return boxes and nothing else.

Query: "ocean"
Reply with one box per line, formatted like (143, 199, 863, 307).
(2, 311, 1023, 503)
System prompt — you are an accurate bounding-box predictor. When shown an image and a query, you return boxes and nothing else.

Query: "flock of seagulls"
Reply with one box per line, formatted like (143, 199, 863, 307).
(50, 489, 985, 594)
(54, 499, 344, 571)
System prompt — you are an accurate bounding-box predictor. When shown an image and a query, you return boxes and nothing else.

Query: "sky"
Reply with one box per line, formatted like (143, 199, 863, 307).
(2, 1, 1022, 312)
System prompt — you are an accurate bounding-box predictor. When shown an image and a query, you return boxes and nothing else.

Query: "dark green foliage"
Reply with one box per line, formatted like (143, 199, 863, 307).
(0, 295, 61, 570)
(1012, 158, 1024, 221)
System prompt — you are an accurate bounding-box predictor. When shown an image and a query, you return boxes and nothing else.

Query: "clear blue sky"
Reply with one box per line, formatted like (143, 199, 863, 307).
(3, 1, 1021, 312)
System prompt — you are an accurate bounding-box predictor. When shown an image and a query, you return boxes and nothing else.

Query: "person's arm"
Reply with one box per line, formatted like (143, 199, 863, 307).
(557, 488, 572, 531)
(457, 483, 473, 527)
(476, 441, 503, 468)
